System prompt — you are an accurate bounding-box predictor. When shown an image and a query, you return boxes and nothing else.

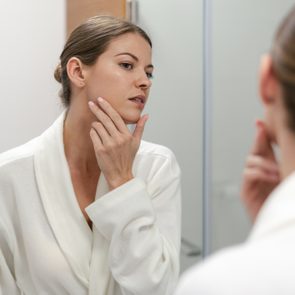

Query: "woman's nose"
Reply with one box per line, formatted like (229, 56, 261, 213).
(135, 71, 152, 89)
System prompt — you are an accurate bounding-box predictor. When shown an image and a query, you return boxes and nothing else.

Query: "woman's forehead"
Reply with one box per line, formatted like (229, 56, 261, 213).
(107, 33, 151, 55)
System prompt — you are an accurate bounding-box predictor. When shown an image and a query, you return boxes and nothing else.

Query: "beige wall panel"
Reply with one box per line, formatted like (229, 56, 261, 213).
(67, 0, 125, 35)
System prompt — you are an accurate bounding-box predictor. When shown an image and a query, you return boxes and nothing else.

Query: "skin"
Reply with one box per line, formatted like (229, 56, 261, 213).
(241, 54, 295, 221)
(63, 32, 153, 227)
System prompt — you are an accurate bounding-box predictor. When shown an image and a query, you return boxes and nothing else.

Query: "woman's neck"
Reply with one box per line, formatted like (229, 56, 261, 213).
(63, 99, 99, 175)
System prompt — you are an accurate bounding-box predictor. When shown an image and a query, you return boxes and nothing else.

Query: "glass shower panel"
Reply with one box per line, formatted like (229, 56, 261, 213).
(210, 0, 295, 253)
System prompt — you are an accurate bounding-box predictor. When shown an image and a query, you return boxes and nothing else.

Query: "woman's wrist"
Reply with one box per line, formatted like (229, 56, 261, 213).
(107, 174, 134, 190)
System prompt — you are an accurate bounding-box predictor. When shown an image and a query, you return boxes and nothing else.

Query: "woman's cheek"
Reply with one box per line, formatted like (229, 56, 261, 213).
(264, 118, 277, 143)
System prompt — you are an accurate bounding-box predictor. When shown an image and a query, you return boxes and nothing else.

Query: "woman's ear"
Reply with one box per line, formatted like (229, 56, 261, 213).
(66, 57, 86, 88)
(259, 54, 279, 106)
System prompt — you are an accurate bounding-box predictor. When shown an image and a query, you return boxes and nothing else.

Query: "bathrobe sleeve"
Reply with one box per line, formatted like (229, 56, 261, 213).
(86, 149, 181, 295)
(0, 226, 21, 295)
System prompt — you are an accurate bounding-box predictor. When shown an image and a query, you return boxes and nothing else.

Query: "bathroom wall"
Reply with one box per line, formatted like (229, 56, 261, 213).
(136, 0, 204, 271)
(0, 0, 65, 152)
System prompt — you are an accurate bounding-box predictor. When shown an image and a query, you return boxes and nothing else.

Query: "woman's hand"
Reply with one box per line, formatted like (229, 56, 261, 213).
(241, 120, 280, 222)
(88, 97, 148, 190)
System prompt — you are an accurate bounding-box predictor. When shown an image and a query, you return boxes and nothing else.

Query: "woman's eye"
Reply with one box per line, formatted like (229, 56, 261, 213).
(146, 72, 154, 79)
(120, 63, 133, 70)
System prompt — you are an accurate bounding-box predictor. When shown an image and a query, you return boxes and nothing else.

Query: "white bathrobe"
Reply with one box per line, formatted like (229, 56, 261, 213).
(174, 172, 295, 295)
(0, 112, 181, 295)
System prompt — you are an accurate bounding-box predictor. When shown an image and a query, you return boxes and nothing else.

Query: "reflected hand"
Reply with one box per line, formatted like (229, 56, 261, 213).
(241, 120, 280, 221)
(88, 97, 148, 190)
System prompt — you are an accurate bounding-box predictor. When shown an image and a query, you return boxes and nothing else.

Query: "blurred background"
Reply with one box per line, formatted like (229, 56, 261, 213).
(0, 0, 294, 273)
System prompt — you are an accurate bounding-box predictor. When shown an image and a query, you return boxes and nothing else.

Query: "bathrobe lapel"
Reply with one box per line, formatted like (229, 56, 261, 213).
(34, 112, 93, 286)
(88, 173, 114, 295)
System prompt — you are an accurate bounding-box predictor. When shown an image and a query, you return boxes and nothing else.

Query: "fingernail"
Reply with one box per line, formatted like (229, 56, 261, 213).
(257, 119, 265, 127)
(97, 97, 103, 103)
(88, 101, 95, 107)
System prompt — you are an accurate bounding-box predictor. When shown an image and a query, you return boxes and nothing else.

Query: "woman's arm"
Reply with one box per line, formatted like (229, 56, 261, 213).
(86, 151, 181, 295)
(86, 97, 181, 294)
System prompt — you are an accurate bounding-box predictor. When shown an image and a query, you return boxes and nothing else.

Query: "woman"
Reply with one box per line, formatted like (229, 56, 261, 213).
(175, 5, 295, 295)
(0, 16, 181, 295)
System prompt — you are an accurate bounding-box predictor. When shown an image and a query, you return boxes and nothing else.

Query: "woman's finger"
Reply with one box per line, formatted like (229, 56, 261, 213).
(246, 155, 279, 174)
(251, 120, 276, 161)
(251, 120, 265, 155)
(96, 97, 130, 134)
(88, 101, 119, 137)
(243, 167, 280, 183)
(91, 121, 112, 145)
(133, 114, 148, 141)
(89, 128, 103, 150)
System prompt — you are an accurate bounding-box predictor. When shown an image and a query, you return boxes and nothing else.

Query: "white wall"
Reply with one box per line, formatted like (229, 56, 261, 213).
(136, 0, 203, 272)
(0, 0, 65, 152)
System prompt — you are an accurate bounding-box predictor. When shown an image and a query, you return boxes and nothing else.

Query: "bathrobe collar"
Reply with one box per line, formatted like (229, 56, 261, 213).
(249, 171, 295, 241)
(34, 111, 109, 287)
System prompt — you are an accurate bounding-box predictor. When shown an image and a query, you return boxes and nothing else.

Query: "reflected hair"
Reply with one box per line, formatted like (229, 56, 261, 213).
(54, 15, 152, 107)
(271, 5, 295, 131)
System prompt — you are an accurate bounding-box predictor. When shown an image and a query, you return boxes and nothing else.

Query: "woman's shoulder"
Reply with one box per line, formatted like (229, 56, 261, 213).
(136, 140, 181, 175)
(138, 140, 176, 160)
(0, 137, 39, 170)
(135, 140, 181, 185)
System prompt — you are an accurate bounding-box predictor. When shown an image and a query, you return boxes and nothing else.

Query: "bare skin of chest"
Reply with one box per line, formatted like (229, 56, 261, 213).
(70, 169, 100, 228)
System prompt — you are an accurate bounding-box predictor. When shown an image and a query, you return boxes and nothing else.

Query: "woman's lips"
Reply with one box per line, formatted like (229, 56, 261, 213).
(129, 96, 146, 109)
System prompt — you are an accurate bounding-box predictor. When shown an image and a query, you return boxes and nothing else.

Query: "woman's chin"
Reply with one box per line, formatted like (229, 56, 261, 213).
(121, 113, 141, 125)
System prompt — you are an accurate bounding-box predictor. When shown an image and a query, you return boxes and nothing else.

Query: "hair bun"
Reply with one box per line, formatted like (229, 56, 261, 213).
(54, 64, 62, 83)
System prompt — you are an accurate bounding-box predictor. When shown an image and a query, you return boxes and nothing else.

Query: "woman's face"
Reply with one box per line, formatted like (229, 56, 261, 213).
(83, 32, 153, 124)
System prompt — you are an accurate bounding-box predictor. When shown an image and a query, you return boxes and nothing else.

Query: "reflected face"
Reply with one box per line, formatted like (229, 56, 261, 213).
(84, 33, 153, 124)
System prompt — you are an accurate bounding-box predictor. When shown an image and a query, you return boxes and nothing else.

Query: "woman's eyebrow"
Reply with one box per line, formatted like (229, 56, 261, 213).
(115, 52, 138, 60)
(115, 52, 154, 69)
